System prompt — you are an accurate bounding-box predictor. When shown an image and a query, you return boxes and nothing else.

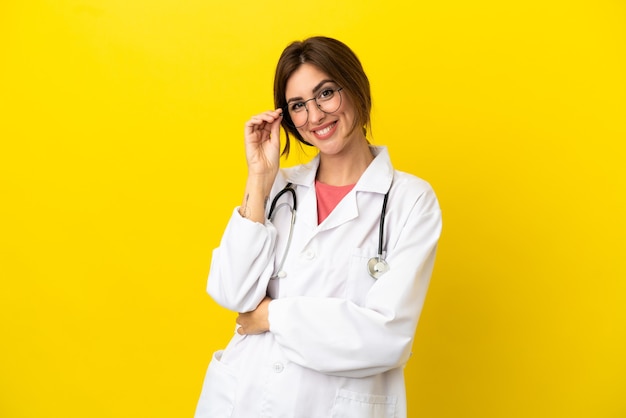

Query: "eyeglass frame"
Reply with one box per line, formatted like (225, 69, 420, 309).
(282, 86, 344, 128)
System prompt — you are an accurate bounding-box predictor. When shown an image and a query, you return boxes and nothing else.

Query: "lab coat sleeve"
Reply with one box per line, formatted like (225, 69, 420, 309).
(207, 208, 277, 313)
(268, 188, 442, 378)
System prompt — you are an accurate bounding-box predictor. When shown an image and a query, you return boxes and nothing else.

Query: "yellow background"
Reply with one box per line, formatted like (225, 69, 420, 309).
(1, 0, 625, 417)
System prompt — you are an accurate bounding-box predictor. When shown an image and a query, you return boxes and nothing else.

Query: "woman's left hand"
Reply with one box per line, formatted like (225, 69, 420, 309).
(236, 296, 272, 335)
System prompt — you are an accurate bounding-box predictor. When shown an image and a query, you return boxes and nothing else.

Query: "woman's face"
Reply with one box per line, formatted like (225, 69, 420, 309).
(285, 63, 364, 157)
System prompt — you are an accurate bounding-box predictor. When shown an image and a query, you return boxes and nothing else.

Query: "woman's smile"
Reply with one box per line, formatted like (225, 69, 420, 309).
(312, 121, 338, 139)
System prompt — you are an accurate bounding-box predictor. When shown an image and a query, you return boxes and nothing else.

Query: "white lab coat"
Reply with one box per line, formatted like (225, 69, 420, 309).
(196, 146, 442, 418)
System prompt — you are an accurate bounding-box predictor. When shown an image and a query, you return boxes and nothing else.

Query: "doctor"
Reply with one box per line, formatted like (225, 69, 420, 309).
(195, 36, 442, 418)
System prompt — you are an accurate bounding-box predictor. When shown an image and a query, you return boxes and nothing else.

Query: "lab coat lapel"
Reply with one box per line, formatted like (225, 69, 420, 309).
(316, 190, 358, 233)
(283, 146, 394, 235)
(319, 147, 394, 232)
(296, 184, 319, 231)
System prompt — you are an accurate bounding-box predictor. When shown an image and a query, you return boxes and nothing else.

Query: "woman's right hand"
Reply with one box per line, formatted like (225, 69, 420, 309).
(244, 109, 283, 177)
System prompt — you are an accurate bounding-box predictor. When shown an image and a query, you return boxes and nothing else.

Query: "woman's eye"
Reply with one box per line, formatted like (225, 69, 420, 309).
(290, 102, 305, 112)
(319, 89, 334, 99)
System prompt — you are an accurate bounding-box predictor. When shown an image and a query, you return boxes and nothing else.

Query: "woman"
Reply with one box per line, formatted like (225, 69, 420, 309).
(195, 36, 442, 418)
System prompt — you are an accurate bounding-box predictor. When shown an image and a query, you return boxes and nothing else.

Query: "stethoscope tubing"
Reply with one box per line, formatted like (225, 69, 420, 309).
(268, 183, 296, 219)
(376, 191, 389, 260)
(268, 184, 296, 279)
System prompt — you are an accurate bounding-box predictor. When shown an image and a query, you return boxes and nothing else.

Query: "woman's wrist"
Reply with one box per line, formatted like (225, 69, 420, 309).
(239, 173, 275, 222)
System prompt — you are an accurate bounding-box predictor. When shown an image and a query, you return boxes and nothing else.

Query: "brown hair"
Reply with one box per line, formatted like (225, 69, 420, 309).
(273, 36, 372, 156)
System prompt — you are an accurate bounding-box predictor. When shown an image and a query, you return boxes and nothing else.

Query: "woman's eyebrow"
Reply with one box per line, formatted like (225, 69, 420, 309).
(286, 79, 335, 103)
(312, 79, 335, 93)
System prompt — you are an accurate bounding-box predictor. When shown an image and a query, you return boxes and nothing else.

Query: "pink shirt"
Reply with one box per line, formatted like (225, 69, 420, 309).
(315, 180, 355, 224)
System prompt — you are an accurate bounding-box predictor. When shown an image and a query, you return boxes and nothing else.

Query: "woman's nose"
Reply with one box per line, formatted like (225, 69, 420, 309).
(307, 102, 326, 124)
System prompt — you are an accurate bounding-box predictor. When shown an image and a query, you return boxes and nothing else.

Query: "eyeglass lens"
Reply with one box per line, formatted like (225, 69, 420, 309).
(286, 87, 342, 128)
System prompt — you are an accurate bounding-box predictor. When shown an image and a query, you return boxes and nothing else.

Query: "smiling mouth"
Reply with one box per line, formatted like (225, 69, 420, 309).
(314, 122, 336, 136)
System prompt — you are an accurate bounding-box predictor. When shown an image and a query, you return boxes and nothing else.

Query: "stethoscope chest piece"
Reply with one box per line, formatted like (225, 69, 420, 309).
(367, 257, 389, 279)
(366, 189, 391, 280)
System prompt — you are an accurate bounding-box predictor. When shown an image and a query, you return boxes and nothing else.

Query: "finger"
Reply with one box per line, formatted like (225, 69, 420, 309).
(262, 108, 283, 119)
(248, 110, 283, 127)
(245, 119, 268, 132)
(270, 114, 283, 140)
(245, 123, 269, 139)
(250, 110, 281, 123)
(270, 122, 280, 142)
(245, 109, 283, 132)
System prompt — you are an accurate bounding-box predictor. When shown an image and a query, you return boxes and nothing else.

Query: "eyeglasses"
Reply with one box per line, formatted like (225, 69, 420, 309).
(284, 86, 343, 128)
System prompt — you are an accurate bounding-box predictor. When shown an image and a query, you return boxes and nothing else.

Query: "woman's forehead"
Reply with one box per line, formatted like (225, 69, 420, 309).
(285, 63, 333, 97)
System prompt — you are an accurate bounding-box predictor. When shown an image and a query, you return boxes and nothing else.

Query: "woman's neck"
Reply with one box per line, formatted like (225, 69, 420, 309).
(316, 140, 374, 186)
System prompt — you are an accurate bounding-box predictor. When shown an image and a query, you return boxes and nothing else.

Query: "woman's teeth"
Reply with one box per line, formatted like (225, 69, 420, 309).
(315, 122, 336, 135)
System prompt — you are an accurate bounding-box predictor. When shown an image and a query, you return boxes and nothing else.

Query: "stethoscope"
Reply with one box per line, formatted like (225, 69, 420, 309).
(267, 183, 390, 280)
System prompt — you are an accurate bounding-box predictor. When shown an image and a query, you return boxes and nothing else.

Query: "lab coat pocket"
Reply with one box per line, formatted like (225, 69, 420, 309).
(331, 389, 397, 418)
(346, 247, 379, 306)
(194, 350, 238, 418)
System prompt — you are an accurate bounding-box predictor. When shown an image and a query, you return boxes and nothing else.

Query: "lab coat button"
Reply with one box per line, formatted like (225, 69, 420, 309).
(272, 362, 284, 373)
(277, 270, 287, 278)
